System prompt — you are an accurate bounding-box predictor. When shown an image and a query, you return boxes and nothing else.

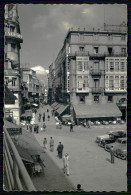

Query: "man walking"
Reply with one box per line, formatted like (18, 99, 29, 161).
(43, 123, 46, 132)
(57, 142, 64, 159)
(43, 138, 47, 150)
(50, 137, 54, 152)
(110, 146, 115, 164)
(63, 153, 69, 176)
(70, 123, 73, 132)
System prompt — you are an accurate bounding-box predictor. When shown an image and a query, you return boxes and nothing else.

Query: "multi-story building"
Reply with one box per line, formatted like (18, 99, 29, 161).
(4, 4, 23, 125)
(48, 63, 55, 104)
(54, 23, 127, 123)
(21, 68, 44, 103)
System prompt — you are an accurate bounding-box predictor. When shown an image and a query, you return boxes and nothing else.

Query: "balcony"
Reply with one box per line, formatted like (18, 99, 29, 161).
(90, 69, 104, 76)
(8, 85, 20, 92)
(5, 31, 23, 43)
(92, 87, 103, 93)
(4, 69, 20, 76)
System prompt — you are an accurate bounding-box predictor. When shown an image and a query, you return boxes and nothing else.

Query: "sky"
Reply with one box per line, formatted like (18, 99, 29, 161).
(18, 4, 127, 85)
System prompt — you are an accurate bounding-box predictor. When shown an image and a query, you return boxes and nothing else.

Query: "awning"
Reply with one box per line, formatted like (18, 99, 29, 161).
(51, 102, 58, 109)
(5, 85, 17, 104)
(73, 103, 122, 118)
(21, 113, 32, 117)
(55, 104, 61, 110)
(56, 105, 69, 115)
(4, 120, 22, 135)
(4, 120, 22, 128)
(15, 144, 34, 164)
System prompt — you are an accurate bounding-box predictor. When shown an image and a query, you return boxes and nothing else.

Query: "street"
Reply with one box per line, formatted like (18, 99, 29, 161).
(31, 104, 127, 191)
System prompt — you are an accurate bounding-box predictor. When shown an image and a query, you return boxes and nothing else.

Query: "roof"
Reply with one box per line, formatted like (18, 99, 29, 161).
(56, 105, 69, 115)
(73, 103, 122, 118)
(5, 85, 17, 104)
(4, 119, 22, 128)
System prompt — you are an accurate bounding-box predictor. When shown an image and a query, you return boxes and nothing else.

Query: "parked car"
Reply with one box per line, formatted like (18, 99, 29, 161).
(104, 137, 127, 152)
(96, 134, 110, 143)
(20, 120, 26, 126)
(114, 147, 127, 160)
(118, 120, 125, 125)
(98, 130, 126, 148)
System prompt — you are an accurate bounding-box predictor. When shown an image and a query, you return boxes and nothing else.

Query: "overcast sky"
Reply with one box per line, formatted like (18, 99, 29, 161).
(18, 4, 127, 84)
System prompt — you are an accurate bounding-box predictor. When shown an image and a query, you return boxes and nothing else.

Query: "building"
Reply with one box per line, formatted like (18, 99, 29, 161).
(4, 4, 23, 125)
(54, 23, 127, 123)
(21, 68, 44, 104)
(48, 63, 55, 104)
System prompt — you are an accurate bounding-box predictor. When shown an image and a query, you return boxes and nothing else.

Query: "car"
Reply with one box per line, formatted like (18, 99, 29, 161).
(107, 130, 127, 137)
(96, 134, 110, 143)
(94, 121, 101, 125)
(114, 147, 127, 160)
(118, 120, 125, 125)
(104, 137, 127, 152)
(20, 120, 26, 126)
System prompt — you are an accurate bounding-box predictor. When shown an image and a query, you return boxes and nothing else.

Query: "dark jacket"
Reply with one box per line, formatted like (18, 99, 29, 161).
(57, 144, 64, 152)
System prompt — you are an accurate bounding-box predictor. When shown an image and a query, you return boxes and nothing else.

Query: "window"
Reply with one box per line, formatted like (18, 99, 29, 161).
(120, 76, 124, 90)
(78, 61, 82, 71)
(108, 96, 113, 102)
(94, 47, 99, 54)
(94, 96, 99, 103)
(114, 76, 119, 90)
(115, 60, 119, 71)
(12, 78, 16, 86)
(79, 33, 84, 41)
(79, 96, 85, 103)
(10, 26, 15, 32)
(108, 47, 113, 55)
(79, 47, 84, 51)
(121, 34, 126, 41)
(94, 34, 99, 41)
(108, 34, 113, 41)
(11, 43, 16, 52)
(109, 76, 114, 90)
(84, 61, 88, 70)
(120, 62, 125, 72)
(121, 48, 126, 56)
(110, 62, 114, 72)
(83, 76, 88, 89)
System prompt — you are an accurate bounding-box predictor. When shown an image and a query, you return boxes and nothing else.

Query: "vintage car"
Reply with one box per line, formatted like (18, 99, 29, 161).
(94, 121, 101, 125)
(118, 120, 125, 125)
(114, 147, 127, 160)
(104, 137, 127, 152)
(98, 131, 126, 148)
(107, 130, 127, 137)
(96, 134, 110, 143)
(102, 121, 109, 125)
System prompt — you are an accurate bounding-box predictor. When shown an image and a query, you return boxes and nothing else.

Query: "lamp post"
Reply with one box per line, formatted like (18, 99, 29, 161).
(69, 88, 74, 121)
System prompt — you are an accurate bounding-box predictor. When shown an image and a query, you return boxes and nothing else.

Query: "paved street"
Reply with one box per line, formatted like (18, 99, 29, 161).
(33, 105, 127, 192)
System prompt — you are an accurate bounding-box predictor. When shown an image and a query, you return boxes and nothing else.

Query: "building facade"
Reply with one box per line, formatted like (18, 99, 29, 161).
(48, 63, 55, 104)
(54, 23, 127, 122)
(4, 4, 23, 125)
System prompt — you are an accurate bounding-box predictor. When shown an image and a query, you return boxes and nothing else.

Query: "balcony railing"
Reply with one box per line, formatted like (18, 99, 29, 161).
(8, 85, 20, 92)
(92, 87, 103, 93)
(90, 69, 104, 76)
(4, 69, 20, 76)
(5, 31, 23, 43)
(3, 127, 36, 191)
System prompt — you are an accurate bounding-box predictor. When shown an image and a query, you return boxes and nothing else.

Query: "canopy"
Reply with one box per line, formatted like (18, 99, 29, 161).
(73, 103, 122, 119)
(56, 105, 69, 115)
(5, 85, 17, 104)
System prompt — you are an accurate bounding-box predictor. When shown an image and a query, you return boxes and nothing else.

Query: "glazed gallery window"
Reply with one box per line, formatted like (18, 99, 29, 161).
(120, 76, 125, 90)
(84, 62, 88, 70)
(115, 60, 119, 71)
(94, 34, 99, 41)
(120, 61, 125, 72)
(121, 34, 126, 41)
(114, 76, 119, 90)
(108, 34, 113, 41)
(77, 61, 82, 71)
(109, 76, 114, 90)
(77, 75, 88, 91)
(110, 61, 114, 72)
(121, 48, 126, 56)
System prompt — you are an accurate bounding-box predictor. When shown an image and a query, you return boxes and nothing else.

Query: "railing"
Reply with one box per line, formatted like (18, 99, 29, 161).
(90, 69, 104, 76)
(5, 31, 23, 42)
(92, 87, 103, 93)
(3, 127, 36, 191)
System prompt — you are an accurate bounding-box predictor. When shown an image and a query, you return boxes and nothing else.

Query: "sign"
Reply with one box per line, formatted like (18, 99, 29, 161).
(7, 128, 22, 135)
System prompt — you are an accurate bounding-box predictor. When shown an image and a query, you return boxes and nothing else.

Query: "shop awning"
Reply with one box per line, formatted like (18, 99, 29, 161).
(4, 120, 22, 135)
(73, 103, 122, 119)
(15, 145, 34, 164)
(21, 110, 32, 118)
(56, 105, 69, 115)
(5, 85, 17, 104)
(51, 102, 58, 109)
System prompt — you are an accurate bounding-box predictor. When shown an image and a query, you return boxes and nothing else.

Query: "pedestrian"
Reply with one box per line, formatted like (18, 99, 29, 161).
(63, 153, 69, 176)
(87, 121, 90, 128)
(48, 115, 50, 121)
(77, 184, 83, 191)
(51, 110, 54, 116)
(34, 109, 37, 114)
(43, 138, 47, 149)
(36, 125, 39, 134)
(29, 125, 32, 133)
(43, 114, 45, 122)
(47, 109, 49, 112)
(50, 137, 54, 152)
(57, 142, 64, 159)
(26, 123, 29, 130)
(39, 113, 41, 120)
(43, 123, 46, 131)
(110, 146, 115, 164)
(70, 123, 73, 132)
